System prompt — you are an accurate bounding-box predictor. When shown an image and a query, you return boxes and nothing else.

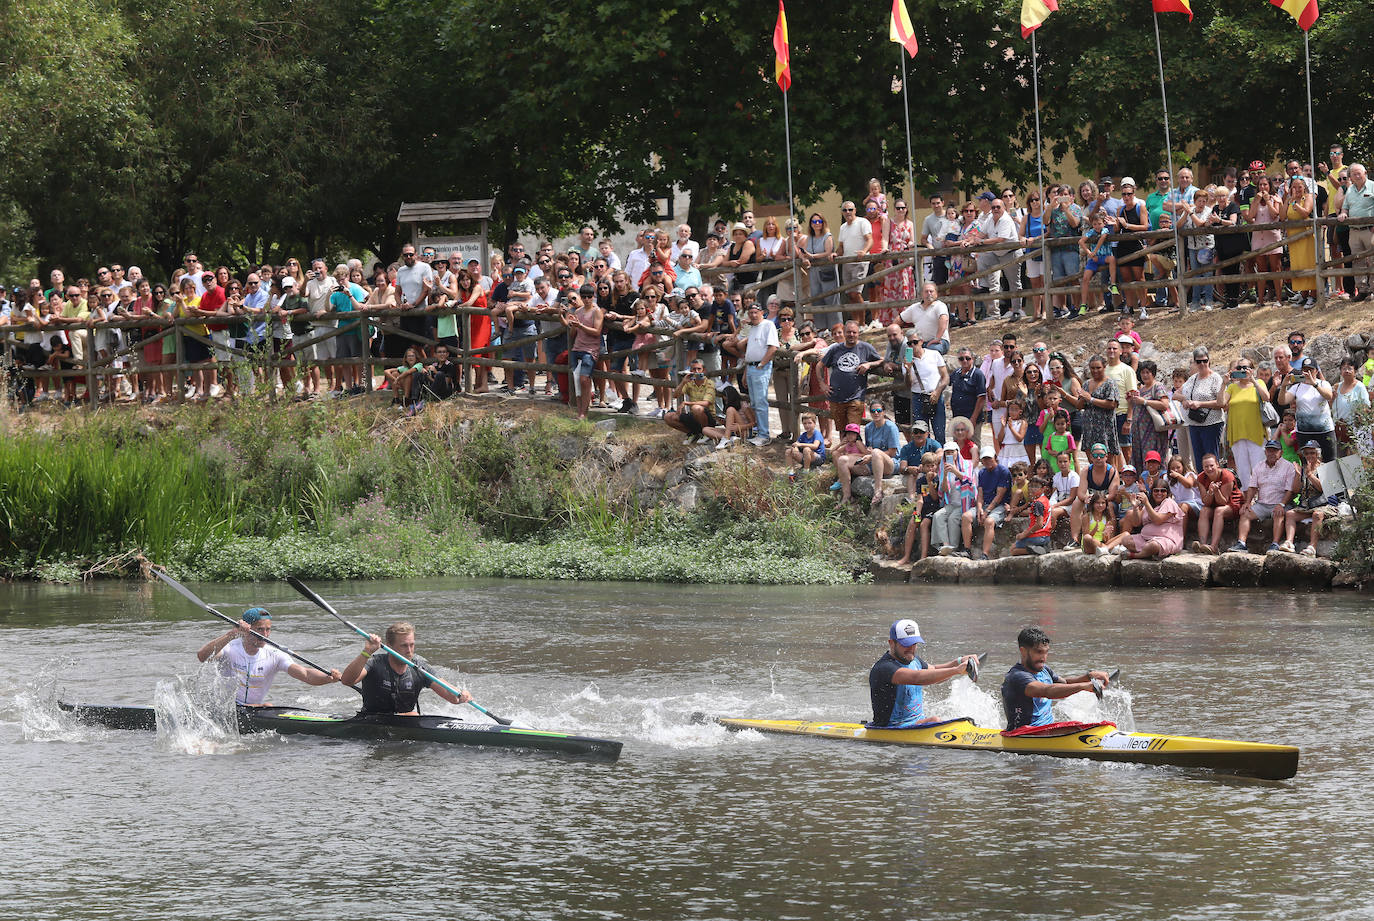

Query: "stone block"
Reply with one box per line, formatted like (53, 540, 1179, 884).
(670, 482, 698, 511)
(909, 556, 967, 584)
(1157, 553, 1212, 588)
(1070, 551, 1121, 586)
(959, 559, 999, 584)
(873, 494, 903, 519)
(1209, 550, 1266, 587)
(1037, 550, 1078, 585)
(1119, 559, 1164, 586)
(994, 554, 1041, 585)
(869, 556, 911, 583)
(593, 418, 617, 434)
(1262, 551, 1337, 589)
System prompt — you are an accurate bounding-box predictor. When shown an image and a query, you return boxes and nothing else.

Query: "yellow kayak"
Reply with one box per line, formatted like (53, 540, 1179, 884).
(711, 716, 1299, 780)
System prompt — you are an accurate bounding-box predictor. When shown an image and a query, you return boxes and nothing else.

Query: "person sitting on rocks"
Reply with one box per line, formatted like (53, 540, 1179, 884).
(1231, 440, 1297, 554)
(1104, 481, 1186, 560)
(1283, 440, 1328, 556)
(1114, 465, 1145, 533)
(786, 411, 826, 474)
(1191, 453, 1242, 554)
(934, 441, 977, 556)
(859, 402, 900, 503)
(896, 452, 943, 565)
(961, 446, 1011, 561)
(1005, 461, 1032, 519)
(1066, 443, 1119, 550)
(834, 423, 881, 506)
(1010, 475, 1053, 556)
(1049, 450, 1079, 530)
(665, 358, 725, 444)
(716, 382, 757, 449)
(1078, 492, 1117, 556)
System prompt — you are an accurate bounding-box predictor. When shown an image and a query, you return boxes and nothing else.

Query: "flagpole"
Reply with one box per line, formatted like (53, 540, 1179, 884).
(1031, 30, 1051, 320)
(1152, 12, 1186, 312)
(1304, 31, 1323, 308)
(782, 86, 800, 315)
(900, 47, 917, 286)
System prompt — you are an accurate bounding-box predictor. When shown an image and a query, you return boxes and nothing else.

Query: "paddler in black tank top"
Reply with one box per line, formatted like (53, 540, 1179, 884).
(338, 621, 472, 715)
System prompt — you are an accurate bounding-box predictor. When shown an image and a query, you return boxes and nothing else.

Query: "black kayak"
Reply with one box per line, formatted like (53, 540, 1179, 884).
(58, 702, 622, 763)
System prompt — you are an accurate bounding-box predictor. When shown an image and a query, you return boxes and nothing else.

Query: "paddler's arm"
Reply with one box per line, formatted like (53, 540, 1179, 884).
(892, 656, 976, 686)
(286, 663, 343, 686)
(338, 633, 382, 686)
(1022, 675, 1101, 700)
(429, 683, 473, 706)
(195, 620, 253, 662)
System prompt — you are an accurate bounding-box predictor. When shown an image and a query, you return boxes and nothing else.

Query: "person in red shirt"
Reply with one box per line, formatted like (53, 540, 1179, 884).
(197, 271, 227, 397)
(1010, 476, 1054, 555)
(1191, 453, 1241, 554)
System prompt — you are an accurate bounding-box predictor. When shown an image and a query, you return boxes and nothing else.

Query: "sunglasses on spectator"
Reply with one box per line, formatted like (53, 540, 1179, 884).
(810, 219, 823, 225)
(1091, 451, 1107, 458)
(958, 355, 973, 361)
(558, 273, 571, 279)
(895, 205, 907, 210)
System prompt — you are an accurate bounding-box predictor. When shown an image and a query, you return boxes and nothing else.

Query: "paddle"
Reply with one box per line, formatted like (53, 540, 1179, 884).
(1092, 668, 1122, 700)
(286, 576, 519, 727)
(965, 651, 990, 683)
(153, 569, 361, 696)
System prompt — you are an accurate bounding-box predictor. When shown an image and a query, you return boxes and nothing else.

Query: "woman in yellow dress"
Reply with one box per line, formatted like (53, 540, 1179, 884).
(1285, 176, 1316, 307)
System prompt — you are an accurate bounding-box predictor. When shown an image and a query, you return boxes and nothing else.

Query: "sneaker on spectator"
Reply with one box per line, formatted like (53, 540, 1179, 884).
(1287, 292, 1304, 304)
(1268, 542, 1282, 553)
(1279, 539, 1296, 552)
(1063, 539, 1080, 551)
(748, 435, 769, 447)
(1077, 305, 1089, 318)
(716, 437, 733, 451)
(1138, 307, 1150, 320)
(1302, 297, 1315, 310)
(1300, 544, 1317, 556)
(683, 436, 697, 445)
(1227, 541, 1247, 553)
(209, 383, 223, 398)
(829, 480, 842, 491)
(938, 545, 954, 556)
(1110, 544, 1129, 555)
(1095, 545, 1110, 557)
(971, 549, 986, 561)
(1029, 544, 1047, 555)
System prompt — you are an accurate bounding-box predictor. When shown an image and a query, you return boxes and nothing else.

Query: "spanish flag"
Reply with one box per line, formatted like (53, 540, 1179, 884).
(1271, 0, 1319, 30)
(890, 0, 919, 57)
(773, 0, 791, 92)
(1153, 0, 1193, 20)
(1021, 0, 1058, 38)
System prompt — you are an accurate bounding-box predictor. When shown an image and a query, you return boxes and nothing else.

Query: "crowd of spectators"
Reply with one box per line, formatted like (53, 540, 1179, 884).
(2, 153, 1369, 556)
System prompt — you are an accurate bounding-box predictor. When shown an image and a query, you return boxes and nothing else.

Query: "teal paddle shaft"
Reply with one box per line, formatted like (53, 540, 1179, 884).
(286, 577, 514, 726)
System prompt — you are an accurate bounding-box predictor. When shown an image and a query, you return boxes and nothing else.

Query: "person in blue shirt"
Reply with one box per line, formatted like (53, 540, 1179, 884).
(869, 619, 981, 728)
(961, 446, 1011, 560)
(1001, 626, 1113, 731)
(860, 402, 900, 501)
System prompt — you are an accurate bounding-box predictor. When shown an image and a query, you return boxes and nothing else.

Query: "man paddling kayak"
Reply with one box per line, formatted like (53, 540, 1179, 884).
(869, 619, 981, 728)
(1001, 627, 1112, 730)
(196, 607, 343, 705)
(340, 621, 472, 715)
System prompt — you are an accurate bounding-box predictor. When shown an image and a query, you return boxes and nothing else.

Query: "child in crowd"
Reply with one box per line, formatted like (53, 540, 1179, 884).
(421, 344, 458, 400)
(999, 400, 1030, 466)
(1006, 462, 1032, 518)
(1079, 210, 1115, 311)
(1276, 409, 1300, 463)
(46, 335, 77, 405)
(1078, 492, 1117, 556)
(896, 453, 943, 565)
(1049, 450, 1079, 529)
(1042, 410, 1077, 474)
(787, 412, 827, 474)
(1169, 367, 1191, 464)
(1011, 476, 1053, 555)
(384, 345, 426, 413)
(1114, 313, 1142, 348)
(1166, 455, 1203, 532)
(1116, 465, 1144, 530)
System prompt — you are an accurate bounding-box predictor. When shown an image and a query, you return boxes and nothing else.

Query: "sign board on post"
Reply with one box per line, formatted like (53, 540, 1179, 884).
(416, 236, 486, 270)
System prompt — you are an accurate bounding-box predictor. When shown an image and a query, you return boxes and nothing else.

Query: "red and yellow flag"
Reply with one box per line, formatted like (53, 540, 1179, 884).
(1020, 0, 1058, 38)
(1271, 0, 1319, 30)
(1153, 0, 1193, 20)
(890, 0, 919, 56)
(773, 0, 791, 92)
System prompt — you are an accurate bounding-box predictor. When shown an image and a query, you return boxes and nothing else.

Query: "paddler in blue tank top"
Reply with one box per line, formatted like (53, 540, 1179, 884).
(1001, 626, 1112, 730)
(868, 619, 982, 728)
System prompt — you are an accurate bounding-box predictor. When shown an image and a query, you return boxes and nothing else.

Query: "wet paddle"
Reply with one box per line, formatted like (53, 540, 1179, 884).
(153, 570, 360, 696)
(286, 576, 519, 727)
(965, 651, 990, 682)
(1092, 668, 1122, 700)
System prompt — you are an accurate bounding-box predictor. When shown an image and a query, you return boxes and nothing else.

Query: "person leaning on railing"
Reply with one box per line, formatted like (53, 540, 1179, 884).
(1337, 163, 1374, 301)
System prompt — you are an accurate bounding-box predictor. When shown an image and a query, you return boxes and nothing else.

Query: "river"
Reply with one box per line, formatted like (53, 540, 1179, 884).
(2, 579, 1371, 921)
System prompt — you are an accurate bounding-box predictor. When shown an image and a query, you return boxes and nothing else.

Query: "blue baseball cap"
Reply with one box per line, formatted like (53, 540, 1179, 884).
(889, 619, 924, 647)
(242, 607, 270, 624)
(1264, 440, 1282, 450)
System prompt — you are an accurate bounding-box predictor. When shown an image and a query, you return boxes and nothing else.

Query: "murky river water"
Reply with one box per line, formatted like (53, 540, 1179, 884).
(1, 579, 1371, 921)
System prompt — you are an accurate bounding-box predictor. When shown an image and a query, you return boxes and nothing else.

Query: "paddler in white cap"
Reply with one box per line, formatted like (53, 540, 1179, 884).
(868, 619, 982, 728)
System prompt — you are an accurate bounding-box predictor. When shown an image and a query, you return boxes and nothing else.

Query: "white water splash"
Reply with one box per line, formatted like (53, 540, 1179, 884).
(16, 658, 93, 742)
(1060, 683, 1136, 730)
(932, 676, 1006, 728)
(151, 665, 244, 755)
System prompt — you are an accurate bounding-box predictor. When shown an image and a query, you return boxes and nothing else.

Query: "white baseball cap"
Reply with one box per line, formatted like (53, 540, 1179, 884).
(979, 445, 997, 460)
(889, 619, 924, 647)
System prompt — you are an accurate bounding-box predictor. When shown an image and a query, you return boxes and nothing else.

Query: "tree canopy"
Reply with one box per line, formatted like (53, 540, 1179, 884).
(0, 0, 1365, 278)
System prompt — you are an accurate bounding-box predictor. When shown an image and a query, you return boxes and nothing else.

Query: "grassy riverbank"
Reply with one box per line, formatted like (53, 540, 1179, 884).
(0, 398, 870, 584)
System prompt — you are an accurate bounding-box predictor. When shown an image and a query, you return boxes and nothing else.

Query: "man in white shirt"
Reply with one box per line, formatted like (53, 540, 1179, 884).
(623, 230, 654, 288)
(905, 331, 950, 442)
(304, 258, 340, 387)
(741, 302, 779, 445)
(670, 224, 696, 261)
(836, 201, 873, 310)
(976, 193, 1023, 320)
(195, 607, 341, 706)
(1028, 340, 1051, 379)
(898, 282, 950, 353)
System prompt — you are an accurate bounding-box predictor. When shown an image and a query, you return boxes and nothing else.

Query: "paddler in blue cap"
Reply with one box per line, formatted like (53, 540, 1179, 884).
(196, 607, 342, 706)
(1001, 626, 1112, 730)
(868, 619, 982, 728)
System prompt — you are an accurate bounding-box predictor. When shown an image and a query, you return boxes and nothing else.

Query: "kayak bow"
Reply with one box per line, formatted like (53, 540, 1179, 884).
(707, 716, 1297, 780)
(59, 702, 622, 763)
